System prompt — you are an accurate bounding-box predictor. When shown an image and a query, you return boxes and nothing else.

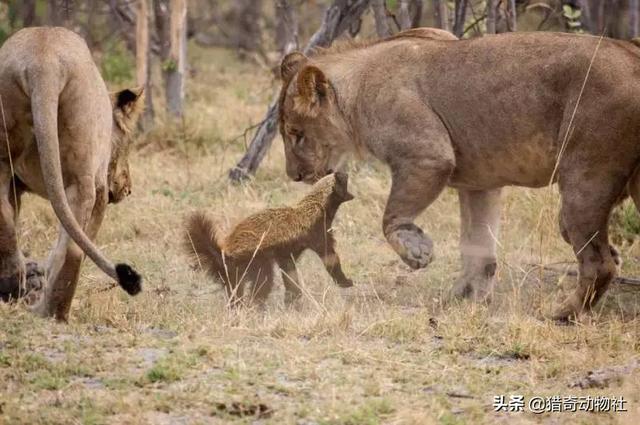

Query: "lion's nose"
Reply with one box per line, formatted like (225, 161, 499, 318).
(293, 173, 303, 182)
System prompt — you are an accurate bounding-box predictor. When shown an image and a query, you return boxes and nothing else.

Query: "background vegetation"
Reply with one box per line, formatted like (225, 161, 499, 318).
(1, 1, 640, 424)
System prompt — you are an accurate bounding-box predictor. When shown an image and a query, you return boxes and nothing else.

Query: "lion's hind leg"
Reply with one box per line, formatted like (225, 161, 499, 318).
(35, 177, 97, 320)
(552, 178, 622, 321)
(0, 163, 25, 301)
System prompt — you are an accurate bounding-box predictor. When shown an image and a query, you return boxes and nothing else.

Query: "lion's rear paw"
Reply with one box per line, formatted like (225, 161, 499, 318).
(336, 278, 353, 288)
(388, 225, 434, 270)
(25, 261, 45, 293)
(0, 257, 26, 302)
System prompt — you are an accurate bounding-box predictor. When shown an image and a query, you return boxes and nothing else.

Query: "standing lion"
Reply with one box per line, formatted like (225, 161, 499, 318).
(277, 28, 640, 320)
(0, 27, 143, 321)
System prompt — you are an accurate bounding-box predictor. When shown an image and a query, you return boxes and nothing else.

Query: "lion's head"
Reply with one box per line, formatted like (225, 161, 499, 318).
(278, 52, 353, 184)
(109, 87, 144, 203)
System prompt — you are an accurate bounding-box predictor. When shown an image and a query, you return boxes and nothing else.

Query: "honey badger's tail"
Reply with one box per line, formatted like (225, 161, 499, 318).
(185, 212, 229, 286)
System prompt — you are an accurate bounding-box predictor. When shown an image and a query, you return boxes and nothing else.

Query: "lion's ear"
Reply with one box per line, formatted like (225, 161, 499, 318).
(294, 66, 328, 117)
(281, 52, 307, 81)
(112, 87, 145, 133)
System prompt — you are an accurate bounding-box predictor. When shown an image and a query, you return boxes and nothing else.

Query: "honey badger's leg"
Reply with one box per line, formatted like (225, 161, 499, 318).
(279, 256, 303, 306)
(249, 260, 274, 306)
(0, 164, 25, 301)
(222, 260, 244, 308)
(451, 189, 501, 301)
(313, 234, 353, 288)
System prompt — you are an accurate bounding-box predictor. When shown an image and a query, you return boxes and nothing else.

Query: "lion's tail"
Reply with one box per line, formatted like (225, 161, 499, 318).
(27, 60, 141, 296)
(185, 212, 232, 289)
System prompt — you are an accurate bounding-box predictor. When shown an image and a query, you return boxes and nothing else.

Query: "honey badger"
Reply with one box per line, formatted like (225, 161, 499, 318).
(185, 172, 354, 306)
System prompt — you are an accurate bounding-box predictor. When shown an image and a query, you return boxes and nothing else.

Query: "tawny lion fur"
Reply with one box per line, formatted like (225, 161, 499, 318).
(277, 27, 640, 320)
(186, 173, 354, 306)
(0, 27, 144, 321)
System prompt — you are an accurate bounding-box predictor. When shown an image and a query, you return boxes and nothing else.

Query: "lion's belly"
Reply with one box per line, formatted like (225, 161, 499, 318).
(448, 137, 558, 190)
(14, 141, 48, 198)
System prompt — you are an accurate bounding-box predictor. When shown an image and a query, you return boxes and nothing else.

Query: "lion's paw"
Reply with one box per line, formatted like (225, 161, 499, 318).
(336, 277, 354, 288)
(0, 256, 26, 302)
(388, 225, 434, 270)
(25, 261, 45, 293)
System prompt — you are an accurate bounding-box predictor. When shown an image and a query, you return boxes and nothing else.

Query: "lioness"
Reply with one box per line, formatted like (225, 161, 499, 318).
(278, 28, 640, 320)
(0, 27, 143, 320)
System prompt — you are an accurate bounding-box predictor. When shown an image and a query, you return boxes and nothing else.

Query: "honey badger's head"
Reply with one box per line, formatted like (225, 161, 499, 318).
(332, 172, 354, 203)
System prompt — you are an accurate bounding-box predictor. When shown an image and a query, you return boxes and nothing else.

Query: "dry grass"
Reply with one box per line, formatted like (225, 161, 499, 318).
(2, 44, 640, 425)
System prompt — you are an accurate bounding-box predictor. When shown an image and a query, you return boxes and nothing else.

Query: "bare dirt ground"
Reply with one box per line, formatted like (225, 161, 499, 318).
(1, 45, 640, 425)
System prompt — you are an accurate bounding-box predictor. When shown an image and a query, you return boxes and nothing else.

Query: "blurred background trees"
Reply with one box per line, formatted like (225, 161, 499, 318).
(0, 0, 639, 174)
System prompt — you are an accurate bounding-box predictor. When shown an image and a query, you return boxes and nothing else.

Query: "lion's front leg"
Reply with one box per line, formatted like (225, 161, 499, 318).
(383, 160, 454, 270)
(0, 165, 25, 301)
(34, 179, 102, 321)
(451, 189, 501, 302)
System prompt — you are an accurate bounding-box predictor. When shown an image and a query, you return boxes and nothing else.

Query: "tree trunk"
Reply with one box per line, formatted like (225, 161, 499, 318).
(371, 0, 392, 38)
(453, 0, 468, 38)
(21, 0, 38, 27)
(631, 0, 639, 38)
(229, 0, 372, 182)
(232, 0, 264, 53)
(506, 0, 516, 32)
(576, 0, 593, 33)
(410, 0, 424, 28)
(165, 0, 187, 118)
(398, 0, 412, 30)
(486, 0, 496, 34)
(48, 0, 61, 25)
(275, 0, 298, 55)
(154, 0, 171, 60)
(136, 0, 154, 128)
(397, 0, 424, 30)
(433, 0, 449, 31)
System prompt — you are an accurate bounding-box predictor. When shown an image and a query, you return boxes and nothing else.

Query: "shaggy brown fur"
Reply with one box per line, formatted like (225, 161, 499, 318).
(185, 173, 354, 306)
(278, 27, 640, 320)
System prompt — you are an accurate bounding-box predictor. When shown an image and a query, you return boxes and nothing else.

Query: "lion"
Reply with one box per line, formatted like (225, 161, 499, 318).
(0, 27, 143, 320)
(277, 27, 640, 320)
(185, 172, 354, 307)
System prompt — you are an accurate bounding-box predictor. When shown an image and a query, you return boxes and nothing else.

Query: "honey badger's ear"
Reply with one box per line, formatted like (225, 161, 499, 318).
(294, 66, 329, 117)
(111, 87, 145, 133)
(281, 52, 307, 81)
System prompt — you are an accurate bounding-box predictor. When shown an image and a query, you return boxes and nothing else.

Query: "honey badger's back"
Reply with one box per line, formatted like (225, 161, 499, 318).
(223, 180, 335, 258)
(185, 173, 354, 305)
